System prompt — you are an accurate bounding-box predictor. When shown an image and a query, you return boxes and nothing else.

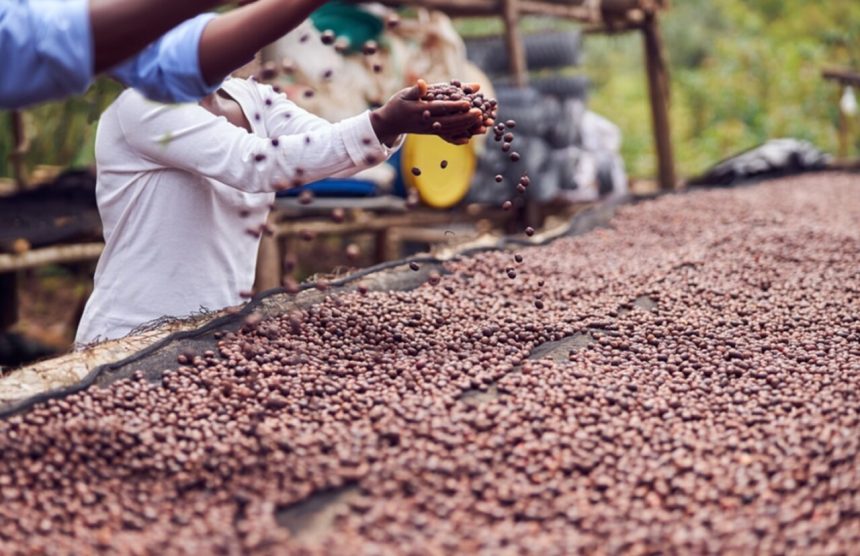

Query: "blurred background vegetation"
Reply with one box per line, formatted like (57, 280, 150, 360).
(1, 0, 859, 180)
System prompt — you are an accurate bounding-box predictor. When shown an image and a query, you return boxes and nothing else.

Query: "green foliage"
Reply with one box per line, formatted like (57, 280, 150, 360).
(586, 0, 860, 176)
(0, 78, 122, 177)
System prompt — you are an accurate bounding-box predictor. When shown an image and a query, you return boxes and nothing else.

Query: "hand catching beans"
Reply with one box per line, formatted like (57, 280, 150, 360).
(370, 79, 493, 147)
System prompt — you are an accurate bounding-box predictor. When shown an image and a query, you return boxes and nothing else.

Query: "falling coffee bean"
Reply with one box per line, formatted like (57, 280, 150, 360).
(320, 30, 336, 45)
(345, 243, 360, 260)
(298, 190, 314, 205)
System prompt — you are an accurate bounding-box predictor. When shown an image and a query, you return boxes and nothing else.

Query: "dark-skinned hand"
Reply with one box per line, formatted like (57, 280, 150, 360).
(370, 79, 492, 147)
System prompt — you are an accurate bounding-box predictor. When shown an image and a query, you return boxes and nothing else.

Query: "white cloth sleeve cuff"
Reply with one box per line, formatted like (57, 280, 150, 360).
(339, 111, 403, 166)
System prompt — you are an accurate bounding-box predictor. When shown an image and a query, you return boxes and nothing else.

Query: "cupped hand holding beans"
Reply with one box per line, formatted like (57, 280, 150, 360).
(370, 79, 491, 146)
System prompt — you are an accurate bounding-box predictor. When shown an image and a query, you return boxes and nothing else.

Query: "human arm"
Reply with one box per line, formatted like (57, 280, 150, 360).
(89, 0, 222, 73)
(114, 89, 393, 193)
(109, 0, 330, 104)
(197, 0, 329, 89)
(0, 0, 220, 109)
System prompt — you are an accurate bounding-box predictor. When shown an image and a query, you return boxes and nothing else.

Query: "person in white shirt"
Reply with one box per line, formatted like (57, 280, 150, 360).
(75, 77, 489, 345)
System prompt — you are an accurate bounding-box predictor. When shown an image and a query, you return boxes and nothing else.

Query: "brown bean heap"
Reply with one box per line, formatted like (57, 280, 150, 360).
(423, 80, 497, 142)
(1, 173, 859, 554)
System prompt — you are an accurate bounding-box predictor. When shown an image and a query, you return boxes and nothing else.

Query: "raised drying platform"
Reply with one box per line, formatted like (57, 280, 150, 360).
(0, 172, 858, 554)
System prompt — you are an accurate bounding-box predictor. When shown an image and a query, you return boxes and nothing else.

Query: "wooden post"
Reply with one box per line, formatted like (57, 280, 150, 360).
(254, 215, 281, 292)
(641, 12, 675, 190)
(0, 273, 17, 330)
(502, 0, 528, 87)
(10, 111, 29, 191)
(838, 100, 849, 161)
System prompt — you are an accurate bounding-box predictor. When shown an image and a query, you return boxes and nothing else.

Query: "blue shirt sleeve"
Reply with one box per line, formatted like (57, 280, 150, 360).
(109, 13, 219, 104)
(0, 0, 94, 109)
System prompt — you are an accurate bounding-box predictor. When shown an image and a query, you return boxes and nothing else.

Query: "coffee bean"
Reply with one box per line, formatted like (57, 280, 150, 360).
(411, 167, 422, 177)
(298, 190, 314, 205)
(260, 61, 277, 81)
(440, 160, 448, 169)
(525, 226, 535, 236)
(345, 243, 360, 260)
(363, 41, 378, 55)
(320, 30, 336, 45)
(409, 261, 420, 271)
(495, 175, 503, 183)
(502, 200, 512, 211)
(3, 174, 853, 556)
(334, 38, 349, 54)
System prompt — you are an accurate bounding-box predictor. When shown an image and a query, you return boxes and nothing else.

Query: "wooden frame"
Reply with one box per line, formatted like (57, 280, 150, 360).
(369, 0, 675, 190)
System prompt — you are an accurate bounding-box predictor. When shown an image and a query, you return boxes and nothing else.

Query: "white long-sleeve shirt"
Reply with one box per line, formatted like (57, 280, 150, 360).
(76, 78, 399, 345)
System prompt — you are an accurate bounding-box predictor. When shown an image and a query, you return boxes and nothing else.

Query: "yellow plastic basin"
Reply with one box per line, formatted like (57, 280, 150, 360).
(401, 134, 476, 209)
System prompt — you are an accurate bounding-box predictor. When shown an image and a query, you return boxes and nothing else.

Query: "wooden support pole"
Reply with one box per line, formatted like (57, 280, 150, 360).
(502, 0, 528, 87)
(254, 215, 282, 292)
(641, 11, 675, 190)
(10, 111, 29, 191)
(0, 273, 17, 330)
(0, 243, 104, 273)
(822, 67, 860, 87)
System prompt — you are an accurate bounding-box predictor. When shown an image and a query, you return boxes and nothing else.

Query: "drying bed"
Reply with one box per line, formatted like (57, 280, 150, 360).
(0, 173, 858, 554)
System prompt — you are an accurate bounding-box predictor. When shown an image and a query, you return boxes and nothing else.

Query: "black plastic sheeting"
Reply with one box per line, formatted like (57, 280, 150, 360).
(0, 185, 716, 420)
